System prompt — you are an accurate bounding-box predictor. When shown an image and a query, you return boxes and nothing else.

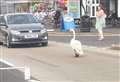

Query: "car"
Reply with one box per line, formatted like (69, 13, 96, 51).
(0, 13, 48, 48)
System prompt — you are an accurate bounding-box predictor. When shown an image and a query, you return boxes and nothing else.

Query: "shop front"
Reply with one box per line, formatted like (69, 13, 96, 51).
(4, 0, 44, 13)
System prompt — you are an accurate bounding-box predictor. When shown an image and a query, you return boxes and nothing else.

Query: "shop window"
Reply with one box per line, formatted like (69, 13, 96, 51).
(92, 0, 95, 4)
(92, 6, 95, 16)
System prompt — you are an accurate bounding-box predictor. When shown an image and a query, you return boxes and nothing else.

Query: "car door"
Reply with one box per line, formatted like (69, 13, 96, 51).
(0, 16, 7, 43)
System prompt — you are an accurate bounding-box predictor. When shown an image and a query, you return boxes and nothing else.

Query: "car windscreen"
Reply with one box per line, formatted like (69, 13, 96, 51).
(7, 14, 40, 24)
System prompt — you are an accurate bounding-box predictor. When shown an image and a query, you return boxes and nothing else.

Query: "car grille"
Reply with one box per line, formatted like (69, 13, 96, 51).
(20, 31, 29, 33)
(19, 38, 43, 42)
(20, 30, 40, 33)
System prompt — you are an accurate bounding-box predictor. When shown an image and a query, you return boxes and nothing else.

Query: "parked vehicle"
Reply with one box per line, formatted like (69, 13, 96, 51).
(0, 13, 48, 48)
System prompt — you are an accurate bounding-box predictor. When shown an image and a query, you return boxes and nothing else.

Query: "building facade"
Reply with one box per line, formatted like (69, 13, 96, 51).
(0, 0, 120, 18)
(0, 0, 48, 14)
(82, 0, 119, 18)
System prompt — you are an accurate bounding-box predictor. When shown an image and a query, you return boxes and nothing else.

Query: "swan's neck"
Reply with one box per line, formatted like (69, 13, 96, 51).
(72, 30, 75, 40)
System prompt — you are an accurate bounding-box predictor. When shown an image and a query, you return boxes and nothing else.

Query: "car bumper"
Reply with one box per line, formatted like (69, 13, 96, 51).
(10, 39, 48, 45)
(9, 33, 48, 45)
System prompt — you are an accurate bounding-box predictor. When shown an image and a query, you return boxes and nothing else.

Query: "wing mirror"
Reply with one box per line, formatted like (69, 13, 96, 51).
(0, 23, 6, 26)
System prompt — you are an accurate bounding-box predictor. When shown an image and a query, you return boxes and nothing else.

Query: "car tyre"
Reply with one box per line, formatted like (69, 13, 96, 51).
(0, 41, 3, 45)
(41, 42, 48, 46)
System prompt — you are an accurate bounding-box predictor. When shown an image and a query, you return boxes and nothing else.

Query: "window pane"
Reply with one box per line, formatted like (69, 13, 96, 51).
(96, 0, 99, 3)
(92, 6, 95, 16)
(92, 0, 95, 4)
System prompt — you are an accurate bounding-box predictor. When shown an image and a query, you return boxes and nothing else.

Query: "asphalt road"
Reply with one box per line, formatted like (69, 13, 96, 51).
(0, 41, 119, 82)
(48, 35, 119, 48)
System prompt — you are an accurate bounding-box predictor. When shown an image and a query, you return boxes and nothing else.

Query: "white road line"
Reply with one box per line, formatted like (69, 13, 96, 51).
(112, 34, 120, 36)
(28, 80, 40, 82)
(0, 59, 15, 67)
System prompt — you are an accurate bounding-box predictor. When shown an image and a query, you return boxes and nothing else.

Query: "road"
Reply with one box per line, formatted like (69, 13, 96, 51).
(0, 41, 119, 82)
(49, 35, 119, 48)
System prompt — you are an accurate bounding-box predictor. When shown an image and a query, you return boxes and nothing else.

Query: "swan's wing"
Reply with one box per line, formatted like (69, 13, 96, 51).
(70, 40, 82, 48)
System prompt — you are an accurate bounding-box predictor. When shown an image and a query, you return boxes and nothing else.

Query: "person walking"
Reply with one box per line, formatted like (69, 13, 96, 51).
(96, 5, 106, 40)
(53, 9, 61, 28)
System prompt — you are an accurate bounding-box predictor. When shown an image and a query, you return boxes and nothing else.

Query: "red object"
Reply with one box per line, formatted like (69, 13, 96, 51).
(57, 0, 65, 8)
(58, 0, 64, 4)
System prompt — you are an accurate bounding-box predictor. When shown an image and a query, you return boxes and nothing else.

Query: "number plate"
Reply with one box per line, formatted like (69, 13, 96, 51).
(25, 34, 38, 39)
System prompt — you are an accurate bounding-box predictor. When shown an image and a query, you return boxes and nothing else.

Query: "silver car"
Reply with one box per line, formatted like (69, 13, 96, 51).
(0, 13, 48, 48)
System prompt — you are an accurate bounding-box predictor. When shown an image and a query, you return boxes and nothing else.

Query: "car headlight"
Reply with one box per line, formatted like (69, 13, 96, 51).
(10, 30, 20, 35)
(41, 28, 47, 34)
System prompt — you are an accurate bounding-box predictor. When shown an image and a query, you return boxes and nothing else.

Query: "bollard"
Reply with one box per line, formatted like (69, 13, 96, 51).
(25, 66, 31, 80)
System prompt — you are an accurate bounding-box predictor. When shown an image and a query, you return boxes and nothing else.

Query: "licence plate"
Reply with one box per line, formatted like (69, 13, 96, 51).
(25, 34, 38, 39)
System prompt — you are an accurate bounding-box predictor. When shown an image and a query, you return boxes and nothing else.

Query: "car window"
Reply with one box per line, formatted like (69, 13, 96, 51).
(0, 16, 6, 24)
(7, 14, 40, 24)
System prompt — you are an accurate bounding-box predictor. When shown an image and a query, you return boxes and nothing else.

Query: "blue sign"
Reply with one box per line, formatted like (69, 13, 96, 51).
(61, 14, 75, 32)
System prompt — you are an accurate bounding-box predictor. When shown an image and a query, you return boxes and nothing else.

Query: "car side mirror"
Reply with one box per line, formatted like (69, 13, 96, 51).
(0, 23, 6, 26)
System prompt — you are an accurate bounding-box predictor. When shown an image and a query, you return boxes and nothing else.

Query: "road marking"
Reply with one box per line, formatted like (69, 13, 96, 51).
(0, 59, 15, 67)
(28, 80, 40, 82)
(112, 34, 120, 36)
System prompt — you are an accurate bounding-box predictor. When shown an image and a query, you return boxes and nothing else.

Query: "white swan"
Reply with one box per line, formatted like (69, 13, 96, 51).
(70, 29, 84, 57)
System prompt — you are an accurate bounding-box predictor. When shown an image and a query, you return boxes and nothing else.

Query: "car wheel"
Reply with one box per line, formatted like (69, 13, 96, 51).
(0, 37, 3, 45)
(6, 36, 12, 48)
(41, 42, 48, 46)
(0, 40, 3, 45)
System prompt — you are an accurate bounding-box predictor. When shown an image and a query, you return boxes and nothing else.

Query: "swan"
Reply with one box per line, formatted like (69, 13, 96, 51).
(70, 29, 84, 57)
